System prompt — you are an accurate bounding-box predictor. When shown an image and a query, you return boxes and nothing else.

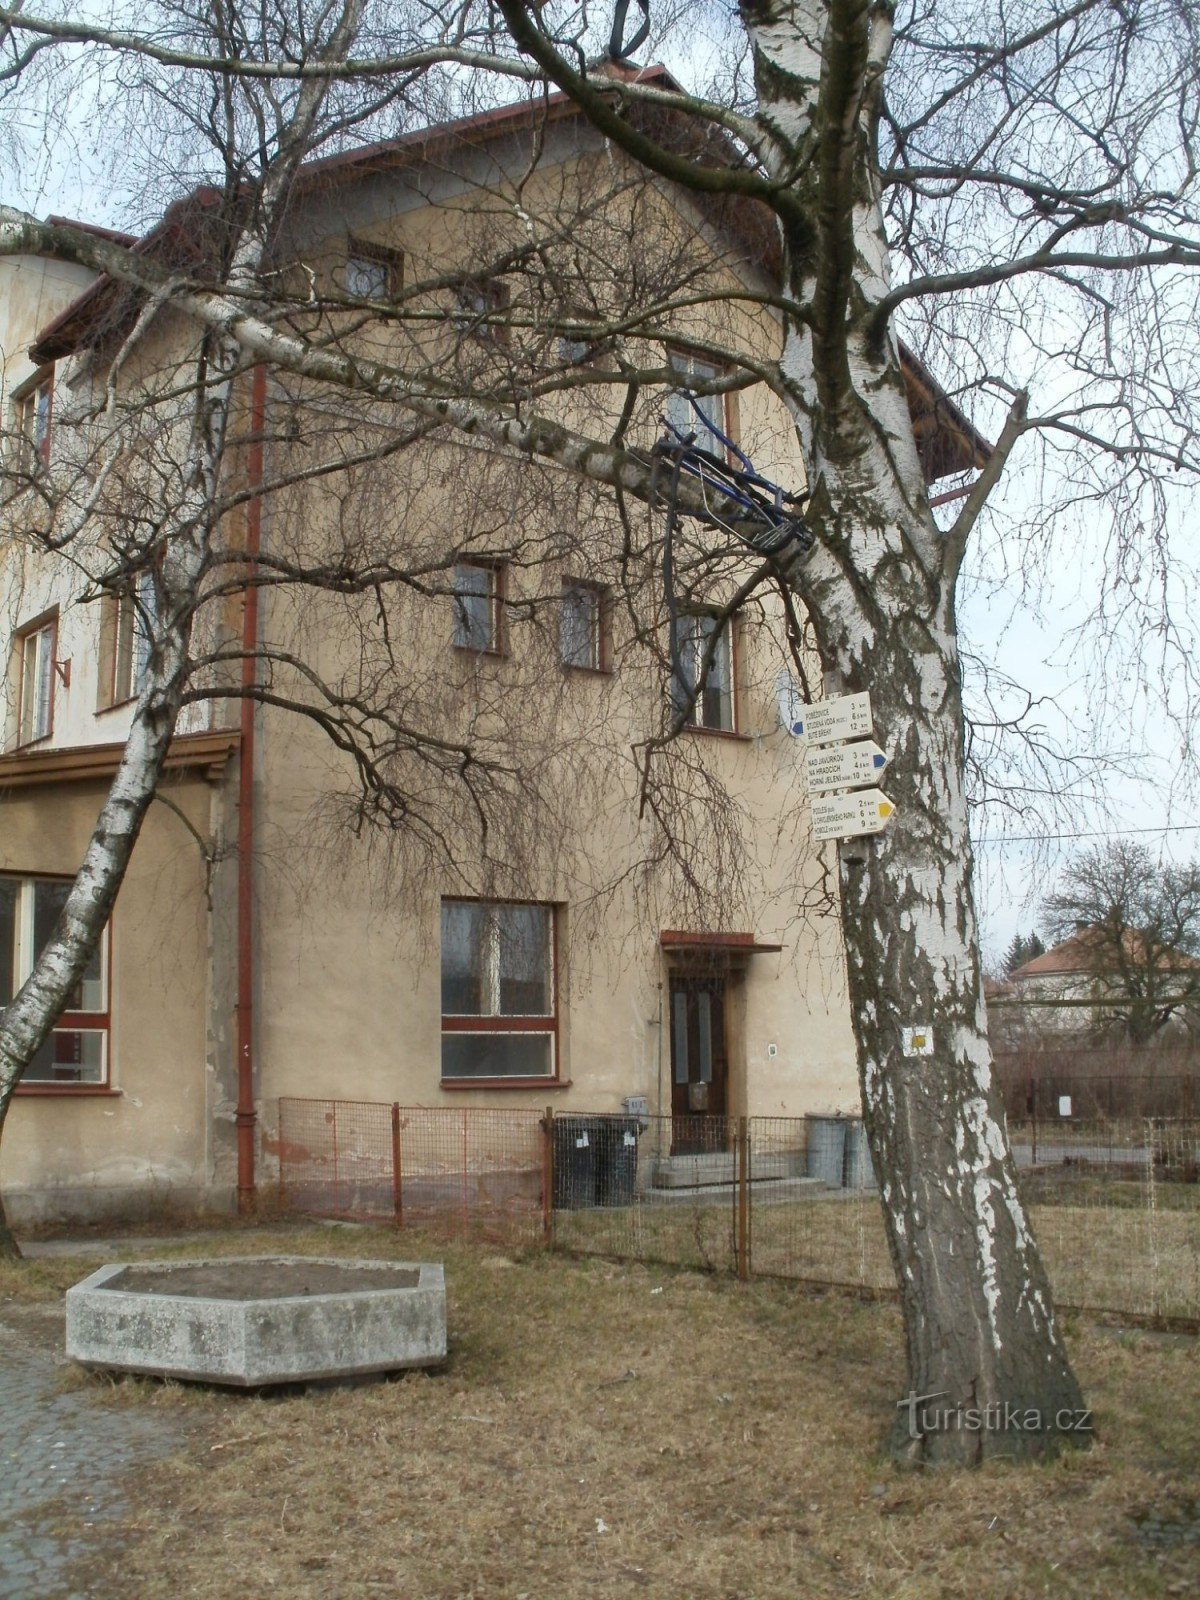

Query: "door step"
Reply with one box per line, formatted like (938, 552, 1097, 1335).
(651, 1152, 808, 1189)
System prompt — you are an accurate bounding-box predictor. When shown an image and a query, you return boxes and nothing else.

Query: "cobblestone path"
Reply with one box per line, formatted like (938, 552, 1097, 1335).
(0, 1308, 186, 1599)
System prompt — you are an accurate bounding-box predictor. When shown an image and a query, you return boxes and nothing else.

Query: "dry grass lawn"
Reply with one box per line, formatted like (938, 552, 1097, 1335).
(3, 1223, 1199, 1599)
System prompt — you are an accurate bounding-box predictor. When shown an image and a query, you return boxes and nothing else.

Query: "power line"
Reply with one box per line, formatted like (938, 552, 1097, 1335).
(975, 823, 1200, 846)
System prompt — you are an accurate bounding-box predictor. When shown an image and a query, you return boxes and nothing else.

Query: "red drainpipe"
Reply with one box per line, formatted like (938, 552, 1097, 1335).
(236, 364, 267, 1212)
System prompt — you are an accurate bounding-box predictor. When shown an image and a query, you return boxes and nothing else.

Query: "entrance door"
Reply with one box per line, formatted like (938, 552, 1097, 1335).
(669, 973, 728, 1153)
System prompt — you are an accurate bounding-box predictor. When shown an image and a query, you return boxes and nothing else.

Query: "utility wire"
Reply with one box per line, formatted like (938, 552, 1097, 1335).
(975, 823, 1200, 846)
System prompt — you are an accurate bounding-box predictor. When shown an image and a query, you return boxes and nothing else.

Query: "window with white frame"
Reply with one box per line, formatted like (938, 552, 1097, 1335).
(440, 899, 557, 1081)
(666, 349, 725, 442)
(560, 581, 606, 672)
(452, 561, 502, 653)
(16, 615, 56, 745)
(13, 371, 53, 467)
(0, 876, 109, 1086)
(110, 571, 158, 705)
(670, 611, 735, 732)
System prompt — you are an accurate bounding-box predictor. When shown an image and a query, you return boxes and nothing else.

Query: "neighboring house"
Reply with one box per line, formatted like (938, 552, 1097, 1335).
(993, 927, 1200, 1050)
(0, 77, 985, 1224)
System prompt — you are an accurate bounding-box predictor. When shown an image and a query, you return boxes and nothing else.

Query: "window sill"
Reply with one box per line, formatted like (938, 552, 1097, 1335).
(681, 725, 750, 742)
(452, 643, 506, 660)
(562, 663, 613, 678)
(14, 1084, 119, 1097)
(10, 728, 55, 754)
(441, 1077, 572, 1092)
(95, 695, 136, 717)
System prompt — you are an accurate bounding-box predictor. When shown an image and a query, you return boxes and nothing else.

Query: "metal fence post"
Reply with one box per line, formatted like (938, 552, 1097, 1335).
(391, 1102, 403, 1229)
(542, 1106, 555, 1247)
(736, 1115, 750, 1280)
(1030, 1074, 1038, 1168)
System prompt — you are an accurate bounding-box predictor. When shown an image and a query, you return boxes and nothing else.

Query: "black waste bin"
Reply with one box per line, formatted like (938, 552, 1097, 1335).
(596, 1116, 640, 1206)
(553, 1115, 601, 1208)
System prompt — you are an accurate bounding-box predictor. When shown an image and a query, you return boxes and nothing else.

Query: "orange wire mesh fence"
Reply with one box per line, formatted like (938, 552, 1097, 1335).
(276, 1098, 1200, 1326)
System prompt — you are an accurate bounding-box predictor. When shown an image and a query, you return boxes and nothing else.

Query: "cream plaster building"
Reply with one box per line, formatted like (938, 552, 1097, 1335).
(0, 78, 983, 1224)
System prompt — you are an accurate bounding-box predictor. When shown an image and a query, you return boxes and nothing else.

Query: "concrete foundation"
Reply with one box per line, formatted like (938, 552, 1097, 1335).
(65, 1256, 447, 1386)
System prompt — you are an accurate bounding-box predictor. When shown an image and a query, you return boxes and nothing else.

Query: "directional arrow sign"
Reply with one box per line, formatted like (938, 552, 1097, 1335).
(791, 690, 872, 746)
(811, 788, 895, 842)
(805, 741, 888, 793)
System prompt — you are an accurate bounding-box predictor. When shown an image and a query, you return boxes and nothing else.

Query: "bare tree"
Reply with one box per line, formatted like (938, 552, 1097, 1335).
(1042, 841, 1200, 1045)
(2, 0, 1200, 1462)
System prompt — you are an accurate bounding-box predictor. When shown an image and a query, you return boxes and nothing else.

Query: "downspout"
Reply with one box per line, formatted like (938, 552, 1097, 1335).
(236, 364, 267, 1213)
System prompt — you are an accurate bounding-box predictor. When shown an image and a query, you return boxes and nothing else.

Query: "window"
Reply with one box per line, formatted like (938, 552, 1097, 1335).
(671, 611, 735, 732)
(16, 615, 56, 745)
(109, 571, 158, 705)
(454, 277, 510, 343)
(0, 876, 109, 1087)
(666, 349, 726, 443)
(441, 899, 557, 1081)
(345, 240, 403, 302)
(560, 581, 607, 672)
(452, 561, 502, 653)
(13, 370, 53, 467)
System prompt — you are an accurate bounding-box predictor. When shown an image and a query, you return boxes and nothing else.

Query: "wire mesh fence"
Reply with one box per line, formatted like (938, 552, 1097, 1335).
(277, 1098, 546, 1244)
(550, 1115, 740, 1275)
(276, 1097, 1200, 1326)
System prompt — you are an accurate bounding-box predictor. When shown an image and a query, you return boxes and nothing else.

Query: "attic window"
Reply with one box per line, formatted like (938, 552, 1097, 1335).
(345, 240, 403, 302)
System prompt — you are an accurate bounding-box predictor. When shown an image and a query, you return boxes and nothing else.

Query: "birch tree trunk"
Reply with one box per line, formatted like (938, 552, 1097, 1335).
(739, 0, 1087, 1460)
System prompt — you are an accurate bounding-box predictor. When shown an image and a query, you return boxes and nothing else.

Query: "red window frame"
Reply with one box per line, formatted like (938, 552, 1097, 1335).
(440, 897, 561, 1089)
(2, 872, 115, 1095)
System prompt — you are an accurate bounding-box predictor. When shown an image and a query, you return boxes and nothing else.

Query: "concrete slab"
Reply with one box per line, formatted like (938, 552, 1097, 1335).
(65, 1256, 446, 1387)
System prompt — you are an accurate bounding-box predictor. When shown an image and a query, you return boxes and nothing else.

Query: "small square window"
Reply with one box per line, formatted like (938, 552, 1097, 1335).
(671, 611, 735, 733)
(345, 241, 402, 302)
(16, 616, 56, 745)
(452, 562, 502, 653)
(560, 582, 606, 672)
(454, 278, 511, 344)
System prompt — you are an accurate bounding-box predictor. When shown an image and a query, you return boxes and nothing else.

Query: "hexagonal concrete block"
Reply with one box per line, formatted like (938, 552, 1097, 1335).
(65, 1256, 446, 1386)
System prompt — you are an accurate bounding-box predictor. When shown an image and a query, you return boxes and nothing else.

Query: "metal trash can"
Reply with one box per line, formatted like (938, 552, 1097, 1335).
(805, 1115, 848, 1187)
(553, 1116, 601, 1208)
(843, 1118, 877, 1190)
(596, 1116, 640, 1206)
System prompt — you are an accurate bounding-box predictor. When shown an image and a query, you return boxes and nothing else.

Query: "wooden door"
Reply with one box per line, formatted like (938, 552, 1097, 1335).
(669, 973, 728, 1153)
